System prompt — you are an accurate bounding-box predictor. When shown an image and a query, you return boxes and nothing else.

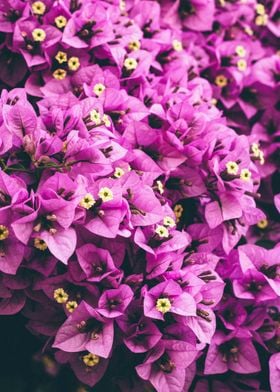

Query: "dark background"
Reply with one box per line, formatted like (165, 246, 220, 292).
(0, 315, 79, 392)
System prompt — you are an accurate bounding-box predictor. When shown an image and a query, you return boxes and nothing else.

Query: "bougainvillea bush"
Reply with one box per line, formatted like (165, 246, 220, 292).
(0, 0, 279, 391)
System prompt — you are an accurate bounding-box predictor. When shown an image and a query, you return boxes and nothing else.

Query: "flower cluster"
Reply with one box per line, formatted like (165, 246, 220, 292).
(0, 0, 279, 391)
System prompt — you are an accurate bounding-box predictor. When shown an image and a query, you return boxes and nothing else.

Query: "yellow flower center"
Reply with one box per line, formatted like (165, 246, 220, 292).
(244, 26, 254, 36)
(55, 51, 67, 64)
(76, 387, 88, 392)
(255, 3, 265, 15)
(163, 216, 176, 228)
(172, 39, 183, 52)
(93, 83, 106, 97)
(0, 225, 9, 241)
(82, 353, 100, 367)
(41, 355, 56, 371)
(251, 142, 260, 155)
(113, 167, 125, 178)
(174, 204, 183, 221)
(66, 301, 78, 313)
(53, 288, 69, 304)
(226, 161, 239, 175)
(156, 180, 164, 194)
(53, 69, 67, 80)
(102, 114, 111, 127)
(251, 144, 265, 165)
(32, 28, 46, 42)
(32, 1, 46, 15)
(155, 225, 169, 238)
(124, 57, 138, 71)
(235, 45, 246, 57)
(98, 187, 114, 202)
(259, 150, 265, 165)
(257, 219, 268, 229)
(68, 56, 80, 71)
(240, 168, 252, 181)
(34, 238, 48, 251)
(128, 40, 141, 51)
(119, 0, 126, 12)
(215, 74, 228, 87)
(156, 298, 172, 314)
(55, 15, 67, 29)
(90, 109, 102, 125)
(237, 59, 247, 71)
(80, 193, 96, 209)
(255, 14, 268, 26)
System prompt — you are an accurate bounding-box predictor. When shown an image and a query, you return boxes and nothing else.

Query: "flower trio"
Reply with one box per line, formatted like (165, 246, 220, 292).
(0, 0, 279, 391)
